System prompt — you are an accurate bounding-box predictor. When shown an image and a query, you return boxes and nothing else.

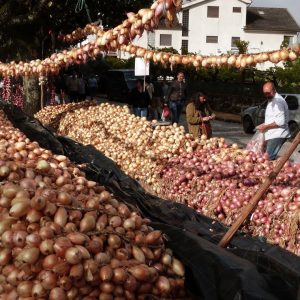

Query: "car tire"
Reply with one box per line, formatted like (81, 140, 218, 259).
(288, 122, 299, 140)
(242, 116, 255, 134)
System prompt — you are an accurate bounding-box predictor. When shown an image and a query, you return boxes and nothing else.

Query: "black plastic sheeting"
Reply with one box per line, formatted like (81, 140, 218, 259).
(1, 100, 300, 300)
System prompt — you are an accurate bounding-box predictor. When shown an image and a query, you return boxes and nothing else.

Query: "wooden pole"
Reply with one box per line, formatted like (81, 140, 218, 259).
(218, 131, 300, 248)
(40, 83, 44, 109)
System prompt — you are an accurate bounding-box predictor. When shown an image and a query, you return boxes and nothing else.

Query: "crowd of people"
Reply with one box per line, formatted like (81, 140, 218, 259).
(130, 75, 290, 161)
(51, 72, 98, 104)
(130, 72, 215, 139)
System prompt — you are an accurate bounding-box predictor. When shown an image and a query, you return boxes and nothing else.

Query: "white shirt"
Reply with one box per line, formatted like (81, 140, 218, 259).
(264, 93, 290, 140)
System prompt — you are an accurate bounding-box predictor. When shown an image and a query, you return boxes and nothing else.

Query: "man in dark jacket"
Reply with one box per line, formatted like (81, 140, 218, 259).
(167, 72, 187, 123)
(131, 79, 150, 118)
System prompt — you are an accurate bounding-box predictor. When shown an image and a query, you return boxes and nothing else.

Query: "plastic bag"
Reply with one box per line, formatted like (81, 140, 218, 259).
(161, 104, 170, 121)
(246, 131, 265, 154)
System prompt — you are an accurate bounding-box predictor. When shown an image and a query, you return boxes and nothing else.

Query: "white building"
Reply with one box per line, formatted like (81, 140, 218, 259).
(122, 0, 300, 69)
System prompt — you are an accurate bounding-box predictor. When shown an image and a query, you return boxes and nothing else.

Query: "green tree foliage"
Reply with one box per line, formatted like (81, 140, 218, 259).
(234, 40, 249, 54)
(272, 57, 300, 91)
(0, 0, 152, 61)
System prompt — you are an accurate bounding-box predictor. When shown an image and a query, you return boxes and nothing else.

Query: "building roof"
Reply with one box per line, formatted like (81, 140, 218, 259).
(245, 7, 300, 33)
(182, 0, 251, 8)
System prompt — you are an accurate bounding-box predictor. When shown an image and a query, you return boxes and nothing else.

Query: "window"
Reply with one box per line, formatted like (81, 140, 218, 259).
(233, 7, 241, 13)
(283, 35, 293, 47)
(207, 6, 219, 18)
(160, 34, 172, 46)
(206, 36, 218, 43)
(285, 96, 299, 110)
(231, 37, 240, 47)
(182, 10, 189, 36)
(181, 40, 189, 53)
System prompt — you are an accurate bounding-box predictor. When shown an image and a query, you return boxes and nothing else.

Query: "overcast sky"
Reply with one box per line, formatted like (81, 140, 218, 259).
(251, 0, 300, 26)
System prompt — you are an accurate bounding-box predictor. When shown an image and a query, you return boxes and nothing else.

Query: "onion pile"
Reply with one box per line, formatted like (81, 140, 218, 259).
(37, 103, 190, 192)
(35, 102, 300, 254)
(159, 146, 300, 254)
(36, 103, 228, 194)
(0, 109, 188, 299)
(35, 101, 97, 131)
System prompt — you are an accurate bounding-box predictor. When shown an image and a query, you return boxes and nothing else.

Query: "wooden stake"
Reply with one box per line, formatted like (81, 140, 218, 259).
(218, 132, 300, 248)
(40, 82, 44, 109)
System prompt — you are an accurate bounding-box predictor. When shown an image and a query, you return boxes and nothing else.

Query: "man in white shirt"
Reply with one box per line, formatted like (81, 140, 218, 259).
(256, 82, 290, 160)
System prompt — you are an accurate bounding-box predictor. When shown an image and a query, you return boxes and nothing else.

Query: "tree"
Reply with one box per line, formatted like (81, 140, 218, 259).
(235, 40, 249, 54)
(0, 0, 151, 115)
(0, 0, 152, 61)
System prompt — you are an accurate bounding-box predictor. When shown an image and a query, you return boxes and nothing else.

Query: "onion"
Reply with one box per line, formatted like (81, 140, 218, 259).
(49, 287, 67, 300)
(32, 282, 46, 297)
(156, 276, 171, 294)
(16, 247, 40, 264)
(36, 160, 51, 172)
(53, 237, 72, 257)
(43, 254, 59, 270)
(80, 215, 96, 232)
(0, 249, 11, 265)
(99, 265, 113, 282)
(17, 281, 33, 297)
(54, 207, 68, 227)
(39, 270, 57, 290)
(65, 247, 82, 264)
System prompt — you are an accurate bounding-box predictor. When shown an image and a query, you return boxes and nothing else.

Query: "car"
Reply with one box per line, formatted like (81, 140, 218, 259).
(241, 93, 300, 138)
(106, 69, 143, 103)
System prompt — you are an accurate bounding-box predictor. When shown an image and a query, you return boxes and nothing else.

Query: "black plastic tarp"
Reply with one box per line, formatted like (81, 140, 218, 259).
(1, 100, 300, 300)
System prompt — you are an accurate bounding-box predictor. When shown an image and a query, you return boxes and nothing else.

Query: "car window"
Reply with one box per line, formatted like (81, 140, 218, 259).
(108, 72, 124, 80)
(124, 71, 135, 80)
(285, 95, 299, 110)
(260, 100, 268, 109)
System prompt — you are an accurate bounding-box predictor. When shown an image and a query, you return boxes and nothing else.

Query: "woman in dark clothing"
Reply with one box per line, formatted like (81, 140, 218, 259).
(131, 79, 150, 118)
(186, 91, 215, 138)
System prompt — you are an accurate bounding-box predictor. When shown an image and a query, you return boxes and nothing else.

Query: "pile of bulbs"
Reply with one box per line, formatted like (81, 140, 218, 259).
(36, 103, 228, 195)
(35, 101, 96, 131)
(0, 109, 188, 299)
(159, 146, 300, 254)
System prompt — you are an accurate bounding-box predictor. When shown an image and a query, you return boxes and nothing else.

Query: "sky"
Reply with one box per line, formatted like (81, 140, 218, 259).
(251, 0, 300, 26)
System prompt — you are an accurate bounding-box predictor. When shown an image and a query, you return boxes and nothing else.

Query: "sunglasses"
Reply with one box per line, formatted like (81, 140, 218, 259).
(263, 92, 272, 96)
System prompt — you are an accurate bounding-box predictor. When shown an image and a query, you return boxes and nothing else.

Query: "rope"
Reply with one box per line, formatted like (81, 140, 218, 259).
(67, 0, 92, 23)
(162, 0, 167, 17)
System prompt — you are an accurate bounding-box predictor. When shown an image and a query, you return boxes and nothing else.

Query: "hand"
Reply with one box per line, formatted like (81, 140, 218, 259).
(202, 117, 210, 122)
(210, 113, 216, 120)
(256, 124, 267, 133)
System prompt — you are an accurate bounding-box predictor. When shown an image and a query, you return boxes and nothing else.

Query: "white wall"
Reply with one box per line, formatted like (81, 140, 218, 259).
(153, 29, 182, 51)
(185, 0, 248, 54)
(245, 32, 297, 52)
(119, 28, 181, 59)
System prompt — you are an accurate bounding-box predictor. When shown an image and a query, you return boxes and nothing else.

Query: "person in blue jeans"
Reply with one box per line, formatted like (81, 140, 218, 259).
(130, 79, 150, 118)
(256, 82, 290, 160)
(167, 72, 187, 124)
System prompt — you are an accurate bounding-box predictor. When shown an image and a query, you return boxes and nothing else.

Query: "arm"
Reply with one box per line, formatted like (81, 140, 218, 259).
(186, 104, 202, 124)
(206, 103, 216, 119)
(256, 100, 286, 133)
(145, 91, 151, 107)
(166, 82, 174, 101)
(256, 122, 278, 133)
